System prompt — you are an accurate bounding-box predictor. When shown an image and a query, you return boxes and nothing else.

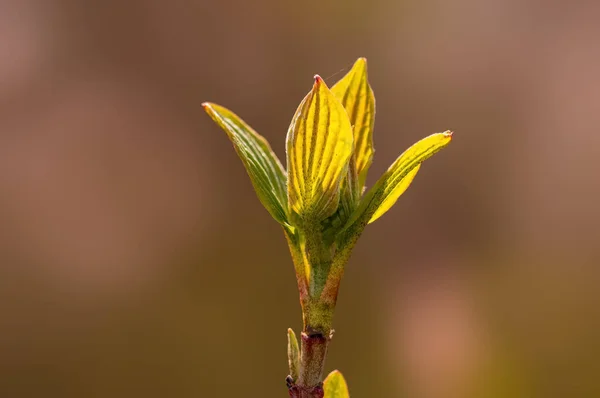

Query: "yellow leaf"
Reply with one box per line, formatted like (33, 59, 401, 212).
(324, 370, 350, 398)
(203, 102, 288, 225)
(369, 165, 420, 223)
(286, 76, 354, 222)
(331, 58, 376, 189)
(366, 131, 453, 223)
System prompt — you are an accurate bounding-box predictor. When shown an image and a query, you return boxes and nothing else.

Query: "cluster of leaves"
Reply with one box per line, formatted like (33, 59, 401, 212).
(203, 58, 451, 299)
(203, 58, 452, 397)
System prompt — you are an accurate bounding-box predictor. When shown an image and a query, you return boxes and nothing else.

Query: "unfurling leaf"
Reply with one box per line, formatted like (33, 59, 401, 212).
(369, 164, 420, 223)
(324, 370, 350, 398)
(202, 103, 289, 225)
(287, 328, 300, 381)
(366, 131, 452, 223)
(286, 76, 354, 223)
(331, 57, 376, 190)
(347, 131, 452, 227)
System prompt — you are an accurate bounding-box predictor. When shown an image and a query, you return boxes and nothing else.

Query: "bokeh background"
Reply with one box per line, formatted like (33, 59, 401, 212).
(1, 0, 599, 397)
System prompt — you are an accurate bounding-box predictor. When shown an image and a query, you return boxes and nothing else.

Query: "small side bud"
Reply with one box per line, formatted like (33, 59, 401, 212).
(287, 328, 300, 382)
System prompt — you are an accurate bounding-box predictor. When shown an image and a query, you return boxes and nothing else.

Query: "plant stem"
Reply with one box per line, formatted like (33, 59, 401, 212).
(288, 331, 331, 398)
(285, 228, 338, 397)
(299, 331, 329, 387)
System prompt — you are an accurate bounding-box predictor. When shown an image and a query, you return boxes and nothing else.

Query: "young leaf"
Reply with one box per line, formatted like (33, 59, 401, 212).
(203, 103, 289, 225)
(286, 76, 354, 222)
(331, 58, 376, 189)
(324, 370, 350, 398)
(369, 164, 420, 223)
(287, 328, 300, 381)
(366, 131, 452, 223)
(347, 131, 453, 227)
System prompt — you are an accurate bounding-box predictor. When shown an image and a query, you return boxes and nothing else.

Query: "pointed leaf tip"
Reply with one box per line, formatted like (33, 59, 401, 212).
(324, 370, 350, 398)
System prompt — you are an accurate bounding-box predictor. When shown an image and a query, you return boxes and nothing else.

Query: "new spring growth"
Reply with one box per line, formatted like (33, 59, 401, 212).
(203, 58, 452, 397)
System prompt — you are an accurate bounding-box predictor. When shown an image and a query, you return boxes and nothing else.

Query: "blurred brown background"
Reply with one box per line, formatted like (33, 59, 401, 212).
(1, 0, 599, 397)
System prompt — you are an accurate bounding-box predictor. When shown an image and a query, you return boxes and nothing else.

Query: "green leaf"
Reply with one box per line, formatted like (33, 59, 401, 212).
(369, 164, 420, 223)
(202, 102, 289, 225)
(348, 131, 453, 226)
(286, 76, 354, 223)
(287, 328, 300, 381)
(324, 370, 350, 398)
(331, 58, 376, 190)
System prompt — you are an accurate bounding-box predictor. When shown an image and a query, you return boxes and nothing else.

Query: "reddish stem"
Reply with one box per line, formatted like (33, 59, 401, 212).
(287, 332, 330, 398)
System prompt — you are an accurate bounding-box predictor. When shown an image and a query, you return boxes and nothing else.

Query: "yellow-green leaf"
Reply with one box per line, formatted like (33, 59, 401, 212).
(287, 328, 300, 381)
(203, 102, 288, 224)
(367, 131, 452, 223)
(331, 58, 375, 189)
(324, 370, 350, 398)
(351, 131, 453, 225)
(369, 164, 420, 223)
(286, 76, 354, 222)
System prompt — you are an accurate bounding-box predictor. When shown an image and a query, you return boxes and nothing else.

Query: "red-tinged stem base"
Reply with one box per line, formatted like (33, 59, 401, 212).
(287, 332, 331, 398)
(288, 384, 324, 398)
